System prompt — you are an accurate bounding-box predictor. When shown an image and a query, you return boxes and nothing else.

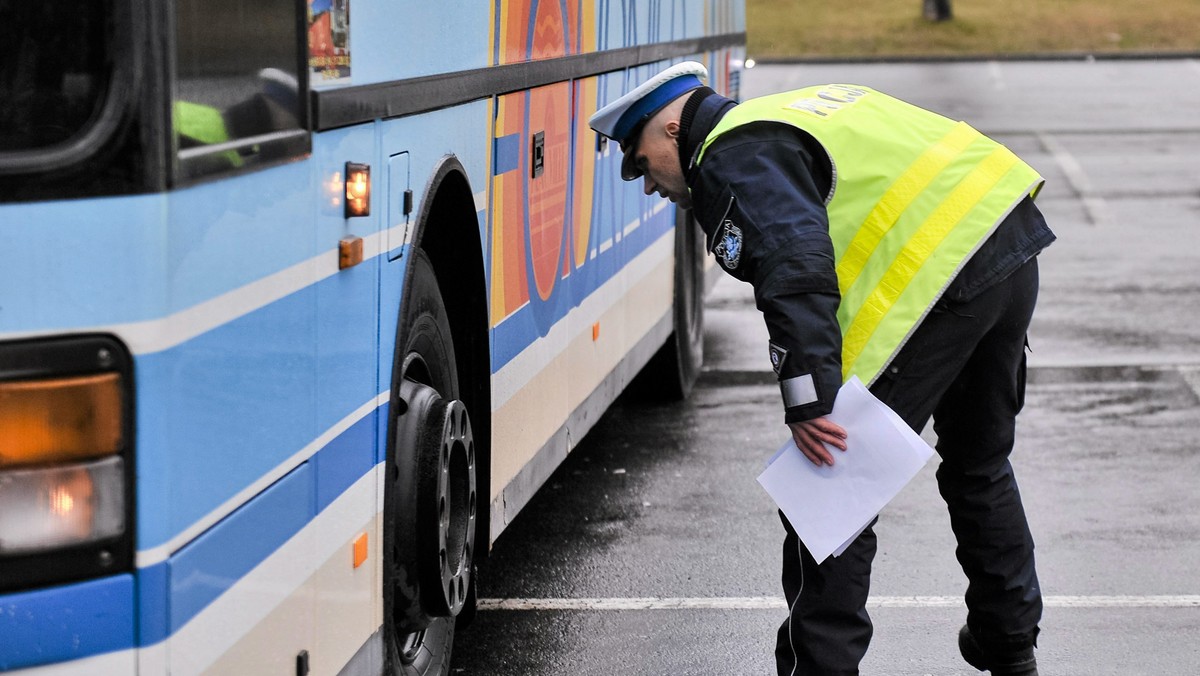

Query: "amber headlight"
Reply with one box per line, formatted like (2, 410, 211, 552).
(0, 372, 123, 467)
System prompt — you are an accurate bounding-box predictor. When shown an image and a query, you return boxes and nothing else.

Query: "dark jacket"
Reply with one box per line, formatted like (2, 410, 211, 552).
(678, 89, 1056, 423)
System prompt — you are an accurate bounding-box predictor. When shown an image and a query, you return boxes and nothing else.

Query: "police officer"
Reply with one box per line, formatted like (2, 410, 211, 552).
(590, 62, 1053, 675)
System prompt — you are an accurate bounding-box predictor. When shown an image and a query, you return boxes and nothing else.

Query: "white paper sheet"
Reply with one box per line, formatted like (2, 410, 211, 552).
(756, 376, 935, 564)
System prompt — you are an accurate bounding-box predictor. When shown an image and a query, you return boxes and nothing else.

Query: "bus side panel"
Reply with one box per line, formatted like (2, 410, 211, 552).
(484, 1, 746, 533)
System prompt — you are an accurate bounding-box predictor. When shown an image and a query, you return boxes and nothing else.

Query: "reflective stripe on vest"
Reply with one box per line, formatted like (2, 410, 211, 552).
(697, 85, 1044, 385)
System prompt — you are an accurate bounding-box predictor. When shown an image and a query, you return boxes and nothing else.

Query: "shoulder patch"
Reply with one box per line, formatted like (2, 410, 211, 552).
(713, 219, 743, 270)
(768, 342, 789, 375)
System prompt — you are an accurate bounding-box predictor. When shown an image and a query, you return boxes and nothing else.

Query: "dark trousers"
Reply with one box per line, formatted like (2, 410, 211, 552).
(776, 258, 1044, 675)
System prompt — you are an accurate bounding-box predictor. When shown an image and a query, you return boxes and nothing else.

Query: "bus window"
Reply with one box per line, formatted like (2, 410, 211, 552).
(174, 0, 309, 180)
(0, 2, 112, 155)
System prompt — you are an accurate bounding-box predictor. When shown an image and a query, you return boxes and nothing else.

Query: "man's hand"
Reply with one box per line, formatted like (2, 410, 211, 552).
(788, 416, 848, 466)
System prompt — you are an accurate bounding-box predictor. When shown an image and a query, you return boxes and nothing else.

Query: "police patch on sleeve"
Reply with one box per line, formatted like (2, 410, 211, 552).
(768, 342, 789, 375)
(713, 219, 743, 270)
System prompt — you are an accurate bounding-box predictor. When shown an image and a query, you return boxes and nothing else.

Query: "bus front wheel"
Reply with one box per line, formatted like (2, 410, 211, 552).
(384, 250, 477, 675)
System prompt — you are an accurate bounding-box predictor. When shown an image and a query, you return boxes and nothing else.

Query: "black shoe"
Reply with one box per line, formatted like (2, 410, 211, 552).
(958, 624, 1038, 675)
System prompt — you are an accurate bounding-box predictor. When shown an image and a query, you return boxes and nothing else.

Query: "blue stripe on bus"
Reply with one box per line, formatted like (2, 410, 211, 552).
(493, 133, 521, 175)
(137, 560, 170, 646)
(315, 407, 379, 513)
(376, 394, 393, 464)
(0, 574, 135, 671)
(168, 462, 314, 634)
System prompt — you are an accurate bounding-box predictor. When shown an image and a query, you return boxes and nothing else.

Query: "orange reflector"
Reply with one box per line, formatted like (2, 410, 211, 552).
(339, 235, 364, 269)
(0, 373, 122, 469)
(353, 533, 368, 568)
(592, 322, 600, 341)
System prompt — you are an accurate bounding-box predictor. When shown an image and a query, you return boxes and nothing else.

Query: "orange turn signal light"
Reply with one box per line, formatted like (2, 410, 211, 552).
(345, 162, 371, 218)
(0, 373, 123, 469)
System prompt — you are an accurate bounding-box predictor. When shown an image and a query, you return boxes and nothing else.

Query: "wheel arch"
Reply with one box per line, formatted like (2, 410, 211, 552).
(405, 154, 492, 556)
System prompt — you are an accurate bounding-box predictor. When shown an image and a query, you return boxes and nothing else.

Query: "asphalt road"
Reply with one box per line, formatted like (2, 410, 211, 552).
(451, 59, 1200, 675)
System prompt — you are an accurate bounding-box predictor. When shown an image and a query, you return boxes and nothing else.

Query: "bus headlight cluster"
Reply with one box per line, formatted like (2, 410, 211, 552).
(0, 336, 133, 583)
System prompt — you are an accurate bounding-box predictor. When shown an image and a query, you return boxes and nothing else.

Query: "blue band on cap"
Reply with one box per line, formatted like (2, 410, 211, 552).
(611, 74, 703, 143)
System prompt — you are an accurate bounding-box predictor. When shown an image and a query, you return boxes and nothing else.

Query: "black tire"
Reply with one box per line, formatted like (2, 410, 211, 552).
(629, 207, 705, 400)
(383, 250, 478, 676)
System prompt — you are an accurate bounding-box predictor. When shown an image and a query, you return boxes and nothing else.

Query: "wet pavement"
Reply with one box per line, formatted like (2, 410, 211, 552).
(451, 59, 1200, 675)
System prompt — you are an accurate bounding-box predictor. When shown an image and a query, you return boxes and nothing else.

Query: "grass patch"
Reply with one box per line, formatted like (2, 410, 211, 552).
(747, 0, 1200, 59)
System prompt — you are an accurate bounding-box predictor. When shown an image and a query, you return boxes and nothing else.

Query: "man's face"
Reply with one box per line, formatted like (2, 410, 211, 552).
(624, 118, 691, 209)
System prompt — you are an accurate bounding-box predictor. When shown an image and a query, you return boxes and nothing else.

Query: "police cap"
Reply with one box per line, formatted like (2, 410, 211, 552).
(588, 61, 708, 180)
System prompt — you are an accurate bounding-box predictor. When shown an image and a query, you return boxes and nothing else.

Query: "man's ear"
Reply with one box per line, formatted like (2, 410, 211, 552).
(665, 119, 682, 139)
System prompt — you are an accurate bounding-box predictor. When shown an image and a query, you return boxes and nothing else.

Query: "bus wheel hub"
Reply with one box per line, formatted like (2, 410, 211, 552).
(418, 396, 476, 618)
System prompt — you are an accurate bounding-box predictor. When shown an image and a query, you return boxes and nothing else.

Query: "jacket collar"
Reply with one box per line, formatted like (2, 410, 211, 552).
(679, 90, 737, 186)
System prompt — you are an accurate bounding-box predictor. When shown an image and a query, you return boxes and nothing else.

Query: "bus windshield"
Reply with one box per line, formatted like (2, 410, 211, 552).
(0, 1, 113, 153)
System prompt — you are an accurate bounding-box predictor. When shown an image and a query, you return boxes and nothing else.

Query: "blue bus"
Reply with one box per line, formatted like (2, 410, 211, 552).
(0, 1, 744, 673)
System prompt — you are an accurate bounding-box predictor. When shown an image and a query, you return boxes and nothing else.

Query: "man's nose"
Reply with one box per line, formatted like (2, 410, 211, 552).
(642, 176, 656, 196)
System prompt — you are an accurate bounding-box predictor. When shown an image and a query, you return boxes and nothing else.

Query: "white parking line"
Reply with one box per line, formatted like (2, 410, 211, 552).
(987, 61, 1006, 91)
(478, 595, 1200, 611)
(1180, 366, 1200, 399)
(1035, 131, 1111, 227)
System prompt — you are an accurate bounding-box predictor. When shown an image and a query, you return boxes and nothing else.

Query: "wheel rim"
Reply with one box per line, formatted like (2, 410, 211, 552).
(399, 629, 425, 664)
(433, 398, 475, 616)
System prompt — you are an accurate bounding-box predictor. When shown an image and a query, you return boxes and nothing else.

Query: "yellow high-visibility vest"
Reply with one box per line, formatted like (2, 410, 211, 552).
(697, 84, 1044, 386)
